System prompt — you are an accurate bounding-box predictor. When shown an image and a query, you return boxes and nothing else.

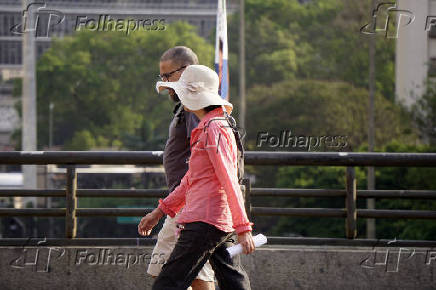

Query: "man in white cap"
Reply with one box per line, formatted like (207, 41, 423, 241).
(146, 47, 216, 290)
(139, 64, 254, 290)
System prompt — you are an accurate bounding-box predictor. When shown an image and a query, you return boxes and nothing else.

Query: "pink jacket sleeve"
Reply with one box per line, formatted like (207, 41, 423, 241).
(158, 172, 188, 218)
(205, 120, 253, 234)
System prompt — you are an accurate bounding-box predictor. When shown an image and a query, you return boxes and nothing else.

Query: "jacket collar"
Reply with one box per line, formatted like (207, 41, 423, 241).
(196, 107, 225, 130)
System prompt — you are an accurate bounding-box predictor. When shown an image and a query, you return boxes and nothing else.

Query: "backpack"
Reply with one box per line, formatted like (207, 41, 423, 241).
(204, 108, 245, 184)
(222, 111, 245, 184)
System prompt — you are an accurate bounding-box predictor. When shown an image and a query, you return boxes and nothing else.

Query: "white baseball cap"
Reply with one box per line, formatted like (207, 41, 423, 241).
(156, 65, 233, 114)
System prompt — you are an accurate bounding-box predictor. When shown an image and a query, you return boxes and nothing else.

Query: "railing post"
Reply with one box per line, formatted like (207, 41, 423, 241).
(65, 166, 77, 238)
(345, 167, 357, 239)
(242, 178, 252, 221)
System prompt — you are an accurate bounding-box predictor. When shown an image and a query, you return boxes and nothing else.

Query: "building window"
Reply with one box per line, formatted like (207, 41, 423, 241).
(428, 58, 436, 77)
(429, 25, 436, 38)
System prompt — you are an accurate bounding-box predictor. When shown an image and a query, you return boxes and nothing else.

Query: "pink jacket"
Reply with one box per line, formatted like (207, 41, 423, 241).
(158, 107, 253, 234)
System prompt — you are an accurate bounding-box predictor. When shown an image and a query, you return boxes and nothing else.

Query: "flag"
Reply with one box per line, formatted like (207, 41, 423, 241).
(215, 0, 229, 100)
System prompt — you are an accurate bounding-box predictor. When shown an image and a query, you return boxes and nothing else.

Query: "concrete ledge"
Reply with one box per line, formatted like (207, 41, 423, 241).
(1, 237, 435, 247)
(0, 245, 435, 289)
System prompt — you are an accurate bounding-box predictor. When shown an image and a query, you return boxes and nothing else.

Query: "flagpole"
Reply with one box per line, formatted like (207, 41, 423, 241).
(238, 0, 246, 139)
(21, 0, 38, 207)
(215, 0, 229, 100)
(367, 0, 376, 239)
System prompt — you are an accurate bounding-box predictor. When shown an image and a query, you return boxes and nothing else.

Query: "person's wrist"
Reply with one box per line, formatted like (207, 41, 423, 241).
(237, 230, 251, 236)
(153, 207, 165, 219)
(236, 224, 253, 235)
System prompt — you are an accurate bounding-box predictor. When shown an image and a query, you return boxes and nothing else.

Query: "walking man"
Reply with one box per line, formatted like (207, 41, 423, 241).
(146, 46, 215, 290)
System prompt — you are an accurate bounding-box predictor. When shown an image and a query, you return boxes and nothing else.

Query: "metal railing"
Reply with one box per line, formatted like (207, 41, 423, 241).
(1, 151, 436, 246)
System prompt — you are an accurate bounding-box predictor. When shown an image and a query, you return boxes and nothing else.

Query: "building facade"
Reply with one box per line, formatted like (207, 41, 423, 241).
(396, 0, 435, 107)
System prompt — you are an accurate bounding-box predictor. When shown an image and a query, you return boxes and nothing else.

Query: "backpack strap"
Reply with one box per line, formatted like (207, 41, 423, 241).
(204, 107, 245, 183)
(222, 108, 245, 184)
(222, 109, 244, 157)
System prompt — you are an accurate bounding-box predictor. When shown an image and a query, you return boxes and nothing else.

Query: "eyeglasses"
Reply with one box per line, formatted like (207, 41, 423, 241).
(158, 65, 187, 81)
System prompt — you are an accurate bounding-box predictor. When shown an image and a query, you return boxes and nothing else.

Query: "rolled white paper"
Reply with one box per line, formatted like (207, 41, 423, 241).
(226, 234, 267, 257)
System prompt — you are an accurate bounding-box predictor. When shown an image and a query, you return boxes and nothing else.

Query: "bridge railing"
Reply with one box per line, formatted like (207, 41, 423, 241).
(0, 151, 436, 246)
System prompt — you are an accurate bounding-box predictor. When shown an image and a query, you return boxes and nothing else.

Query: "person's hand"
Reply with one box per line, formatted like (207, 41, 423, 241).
(237, 231, 255, 254)
(138, 208, 164, 236)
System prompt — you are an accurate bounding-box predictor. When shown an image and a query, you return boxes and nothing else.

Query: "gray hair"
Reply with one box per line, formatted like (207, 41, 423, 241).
(160, 46, 199, 67)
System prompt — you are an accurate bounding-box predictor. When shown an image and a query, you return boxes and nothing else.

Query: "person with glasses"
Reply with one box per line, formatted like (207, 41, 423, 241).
(145, 46, 216, 290)
(139, 64, 254, 290)
(158, 65, 187, 82)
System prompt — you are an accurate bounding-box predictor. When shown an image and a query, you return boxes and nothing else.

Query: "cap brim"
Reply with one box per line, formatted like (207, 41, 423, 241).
(156, 80, 181, 94)
(180, 90, 233, 114)
(155, 81, 233, 114)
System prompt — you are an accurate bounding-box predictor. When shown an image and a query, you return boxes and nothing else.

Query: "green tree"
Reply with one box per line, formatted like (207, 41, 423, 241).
(412, 80, 436, 145)
(259, 141, 436, 240)
(34, 21, 213, 150)
(263, 165, 368, 238)
(227, 0, 396, 102)
(245, 79, 416, 152)
(373, 142, 436, 240)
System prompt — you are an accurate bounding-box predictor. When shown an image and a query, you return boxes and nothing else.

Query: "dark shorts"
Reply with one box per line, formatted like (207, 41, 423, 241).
(152, 221, 251, 290)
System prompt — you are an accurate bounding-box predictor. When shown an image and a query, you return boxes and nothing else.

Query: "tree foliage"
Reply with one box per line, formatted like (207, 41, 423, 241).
(36, 22, 213, 150)
(227, 0, 396, 102)
(244, 79, 416, 151)
(412, 80, 436, 145)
